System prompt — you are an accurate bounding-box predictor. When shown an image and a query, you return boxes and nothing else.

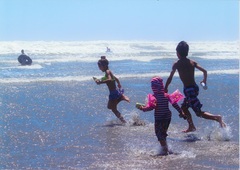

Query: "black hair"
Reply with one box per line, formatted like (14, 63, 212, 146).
(98, 56, 109, 67)
(176, 41, 189, 57)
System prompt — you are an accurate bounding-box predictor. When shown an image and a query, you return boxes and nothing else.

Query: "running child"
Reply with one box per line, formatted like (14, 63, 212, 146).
(136, 76, 186, 155)
(164, 41, 226, 133)
(94, 56, 130, 123)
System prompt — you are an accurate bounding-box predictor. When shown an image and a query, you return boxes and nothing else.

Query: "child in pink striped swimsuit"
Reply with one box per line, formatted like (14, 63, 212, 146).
(136, 76, 186, 155)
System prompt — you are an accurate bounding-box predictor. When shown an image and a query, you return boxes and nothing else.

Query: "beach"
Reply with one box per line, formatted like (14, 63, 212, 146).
(0, 41, 239, 169)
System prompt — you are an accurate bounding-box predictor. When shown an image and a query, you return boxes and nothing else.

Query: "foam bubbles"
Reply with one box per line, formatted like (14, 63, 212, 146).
(0, 41, 238, 62)
(124, 111, 147, 126)
(179, 150, 197, 158)
(211, 126, 232, 141)
(204, 124, 232, 141)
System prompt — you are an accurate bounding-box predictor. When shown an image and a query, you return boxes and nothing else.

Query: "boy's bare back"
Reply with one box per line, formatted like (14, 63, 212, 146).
(165, 41, 207, 92)
(174, 58, 197, 87)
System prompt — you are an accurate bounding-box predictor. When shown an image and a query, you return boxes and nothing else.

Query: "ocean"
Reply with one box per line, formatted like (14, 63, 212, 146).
(0, 41, 239, 169)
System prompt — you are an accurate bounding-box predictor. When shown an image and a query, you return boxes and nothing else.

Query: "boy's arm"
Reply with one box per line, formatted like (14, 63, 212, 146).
(165, 63, 177, 93)
(195, 63, 207, 84)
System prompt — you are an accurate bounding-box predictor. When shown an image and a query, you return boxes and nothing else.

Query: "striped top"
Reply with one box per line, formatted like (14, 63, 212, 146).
(141, 76, 182, 120)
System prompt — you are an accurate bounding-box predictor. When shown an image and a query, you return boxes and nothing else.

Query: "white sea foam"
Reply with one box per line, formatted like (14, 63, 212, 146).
(0, 41, 238, 62)
(17, 64, 43, 69)
(0, 69, 238, 84)
(0, 41, 238, 84)
(206, 125, 232, 141)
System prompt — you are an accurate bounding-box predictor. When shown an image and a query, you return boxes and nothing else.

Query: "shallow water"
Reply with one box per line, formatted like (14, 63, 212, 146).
(0, 75, 238, 169)
(0, 41, 239, 169)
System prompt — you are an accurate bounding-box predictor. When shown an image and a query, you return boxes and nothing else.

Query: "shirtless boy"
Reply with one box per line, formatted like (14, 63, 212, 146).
(164, 41, 226, 132)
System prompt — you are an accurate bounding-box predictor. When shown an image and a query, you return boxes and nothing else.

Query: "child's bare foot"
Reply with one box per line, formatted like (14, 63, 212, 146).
(217, 115, 226, 128)
(119, 116, 126, 124)
(182, 126, 196, 133)
(122, 95, 130, 103)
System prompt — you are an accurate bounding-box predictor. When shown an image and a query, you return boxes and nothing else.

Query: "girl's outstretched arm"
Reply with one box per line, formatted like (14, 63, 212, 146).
(114, 76, 122, 89)
(96, 70, 112, 84)
(137, 105, 155, 112)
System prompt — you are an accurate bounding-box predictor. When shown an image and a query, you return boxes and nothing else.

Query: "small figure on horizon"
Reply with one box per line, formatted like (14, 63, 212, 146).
(106, 47, 111, 53)
(18, 49, 32, 66)
(136, 76, 186, 155)
(164, 41, 226, 133)
(93, 56, 130, 123)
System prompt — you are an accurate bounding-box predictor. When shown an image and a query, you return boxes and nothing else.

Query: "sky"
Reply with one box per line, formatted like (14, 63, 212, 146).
(0, 0, 239, 41)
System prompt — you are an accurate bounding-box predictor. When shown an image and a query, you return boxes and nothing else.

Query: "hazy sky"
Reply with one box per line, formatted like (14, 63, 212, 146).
(0, 0, 239, 41)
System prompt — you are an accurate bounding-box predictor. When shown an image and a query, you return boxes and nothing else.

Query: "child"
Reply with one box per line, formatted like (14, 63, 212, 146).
(136, 76, 186, 155)
(94, 56, 130, 123)
(164, 41, 226, 133)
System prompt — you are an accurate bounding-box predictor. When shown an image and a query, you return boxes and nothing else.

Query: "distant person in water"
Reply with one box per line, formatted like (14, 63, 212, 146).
(106, 47, 111, 53)
(18, 49, 32, 66)
(164, 41, 226, 132)
(94, 56, 130, 123)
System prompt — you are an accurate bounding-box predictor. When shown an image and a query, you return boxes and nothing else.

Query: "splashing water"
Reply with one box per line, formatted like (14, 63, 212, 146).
(204, 124, 232, 141)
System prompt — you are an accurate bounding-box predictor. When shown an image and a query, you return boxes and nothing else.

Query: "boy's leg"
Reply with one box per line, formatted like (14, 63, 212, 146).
(201, 111, 226, 128)
(182, 85, 200, 132)
(182, 106, 196, 133)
